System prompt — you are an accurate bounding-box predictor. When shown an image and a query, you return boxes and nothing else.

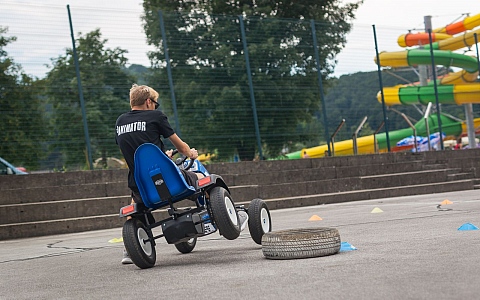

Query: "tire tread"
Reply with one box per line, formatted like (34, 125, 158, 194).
(209, 187, 240, 240)
(262, 227, 340, 260)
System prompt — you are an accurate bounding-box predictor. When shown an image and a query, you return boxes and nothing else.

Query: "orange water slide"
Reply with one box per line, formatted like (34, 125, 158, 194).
(433, 13, 480, 35)
(398, 13, 480, 47)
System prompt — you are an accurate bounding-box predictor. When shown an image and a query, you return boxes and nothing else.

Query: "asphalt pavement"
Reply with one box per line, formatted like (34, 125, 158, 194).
(1, 190, 480, 300)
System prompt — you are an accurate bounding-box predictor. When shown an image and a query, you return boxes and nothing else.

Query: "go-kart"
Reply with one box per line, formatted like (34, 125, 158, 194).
(119, 143, 272, 269)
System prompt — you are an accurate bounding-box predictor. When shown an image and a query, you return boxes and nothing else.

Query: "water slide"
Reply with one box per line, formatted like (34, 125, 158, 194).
(378, 13, 480, 106)
(285, 116, 480, 159)
(285, 13, 480, 159)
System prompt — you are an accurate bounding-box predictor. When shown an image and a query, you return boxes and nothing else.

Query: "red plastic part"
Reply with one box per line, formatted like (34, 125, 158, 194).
(197, 176, 212, 186)
(121, 205, 135, 215)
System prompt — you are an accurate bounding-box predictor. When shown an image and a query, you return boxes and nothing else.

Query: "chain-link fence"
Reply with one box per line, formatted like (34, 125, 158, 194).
(1, 2, 479, 172)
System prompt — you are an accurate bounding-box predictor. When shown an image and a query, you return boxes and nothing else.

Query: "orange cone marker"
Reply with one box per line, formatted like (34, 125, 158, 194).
(308, 215, 323, 221)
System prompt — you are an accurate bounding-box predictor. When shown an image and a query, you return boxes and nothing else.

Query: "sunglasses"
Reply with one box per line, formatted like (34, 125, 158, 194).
(149, 98, 159, 109)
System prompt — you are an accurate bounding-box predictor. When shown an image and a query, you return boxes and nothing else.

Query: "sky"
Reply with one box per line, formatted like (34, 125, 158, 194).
(335, 0, 480, 75)
(2, 0, 480, 78)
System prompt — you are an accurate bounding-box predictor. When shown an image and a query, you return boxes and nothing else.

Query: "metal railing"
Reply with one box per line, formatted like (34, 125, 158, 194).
(352, 116, 368, 155)
(330, 119, 345, 157)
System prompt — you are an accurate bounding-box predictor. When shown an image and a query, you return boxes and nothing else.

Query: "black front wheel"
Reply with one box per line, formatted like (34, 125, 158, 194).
(123, 218, 156, 269)
(247, 198, 272, 244)
(209, 187, 240, 240)
(174, 237, 197, 254)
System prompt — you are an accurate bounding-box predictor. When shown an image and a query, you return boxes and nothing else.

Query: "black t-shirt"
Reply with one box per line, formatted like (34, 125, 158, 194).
(115, 110, 175, 191)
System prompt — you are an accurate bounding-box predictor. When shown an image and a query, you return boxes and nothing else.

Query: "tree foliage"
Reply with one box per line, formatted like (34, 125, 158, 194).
(44, 29, 134, 168)
(141, 0, 363, 160)
(0, 27, 47, 169)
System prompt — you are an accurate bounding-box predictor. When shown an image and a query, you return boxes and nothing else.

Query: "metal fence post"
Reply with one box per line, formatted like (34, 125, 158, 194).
(372, 24, 391, 152)
(239, 15, 263, 160)
(373, 121, 385, 153)
(158, 11, 181, 136)
(427, 29, 444, 150)
(310, 20, 331, 156)
(67, 5, 93, 170)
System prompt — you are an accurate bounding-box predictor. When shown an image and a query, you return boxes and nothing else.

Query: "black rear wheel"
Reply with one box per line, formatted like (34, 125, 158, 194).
(174, 237, 197, 254)
(209, 187, 240, 240)
(123, 218, 156, 269)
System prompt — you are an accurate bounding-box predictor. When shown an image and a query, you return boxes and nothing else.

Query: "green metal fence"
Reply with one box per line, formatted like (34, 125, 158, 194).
(1, 3, 477, 172)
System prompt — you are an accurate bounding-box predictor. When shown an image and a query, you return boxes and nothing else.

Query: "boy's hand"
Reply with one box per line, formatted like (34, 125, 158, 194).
(190, 148, 198, 160)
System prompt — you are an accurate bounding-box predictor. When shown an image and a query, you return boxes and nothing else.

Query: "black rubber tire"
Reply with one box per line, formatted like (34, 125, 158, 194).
(174, 237, 197, 254)
(122, 218, 156, 269)
(209, 187, 240, 240)
(262, 227, 341, 260)
(247, 198, 272, 245)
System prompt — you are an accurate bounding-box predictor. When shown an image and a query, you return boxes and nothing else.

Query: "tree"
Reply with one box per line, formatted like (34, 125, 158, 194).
(142, 0, 363, 160)
(125, 64, 151, 85)
(0, 27, 46, 170)
(45, 29, 134, 168)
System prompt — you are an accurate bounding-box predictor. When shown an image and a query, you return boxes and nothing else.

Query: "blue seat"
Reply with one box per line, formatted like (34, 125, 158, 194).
(134, 143, 196, 209)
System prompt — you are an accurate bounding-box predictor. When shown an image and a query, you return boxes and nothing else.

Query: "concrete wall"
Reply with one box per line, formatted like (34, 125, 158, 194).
(2, 149, 480, 203)
(2, 149, 480, 240)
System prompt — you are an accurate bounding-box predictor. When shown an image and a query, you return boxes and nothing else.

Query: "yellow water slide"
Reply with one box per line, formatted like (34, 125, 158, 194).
(285, 13, 480, 159)
(377, 13, 480, 106)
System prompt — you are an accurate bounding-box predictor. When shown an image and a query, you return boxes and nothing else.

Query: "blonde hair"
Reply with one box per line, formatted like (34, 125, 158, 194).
(129, 84, 159, 107)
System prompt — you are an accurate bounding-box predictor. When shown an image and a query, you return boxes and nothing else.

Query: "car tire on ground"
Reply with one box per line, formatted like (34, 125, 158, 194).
(174, 237, 197, 254)
(247, 198, 272, 245)
(123, 218, 156, 269)
(262, 227, 341, 260)
(209, 187, 240, 240)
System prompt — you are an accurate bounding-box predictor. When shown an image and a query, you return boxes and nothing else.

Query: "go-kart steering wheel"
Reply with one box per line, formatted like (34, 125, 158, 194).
(171, 149, 195, 170)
